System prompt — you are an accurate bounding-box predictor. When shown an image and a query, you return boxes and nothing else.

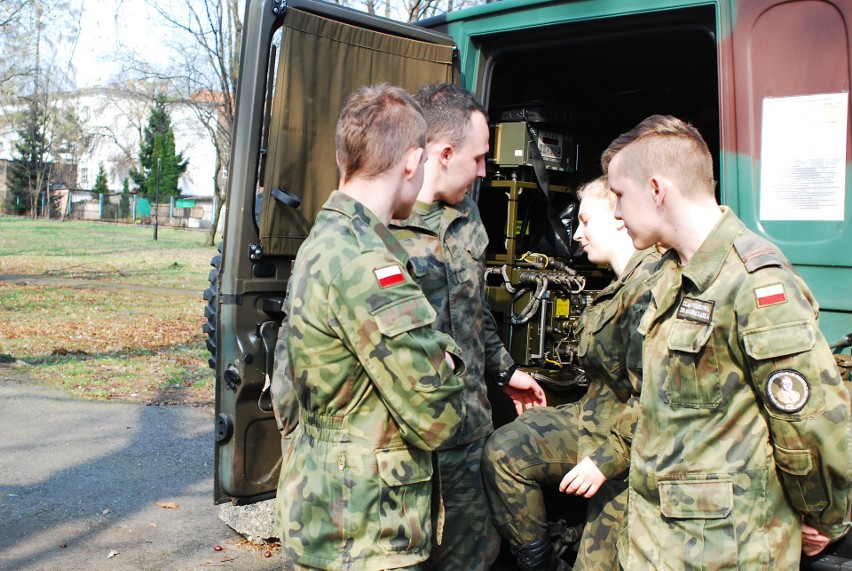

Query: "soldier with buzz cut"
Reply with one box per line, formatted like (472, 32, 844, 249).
(604, 114, 852, 569)
(273, 84, 467, 571)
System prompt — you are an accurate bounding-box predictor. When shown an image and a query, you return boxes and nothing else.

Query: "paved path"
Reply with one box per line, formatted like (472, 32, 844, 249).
(0, 373, 279, 571)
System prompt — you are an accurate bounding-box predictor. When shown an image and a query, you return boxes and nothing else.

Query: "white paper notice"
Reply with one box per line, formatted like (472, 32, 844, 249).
(760, 92, 848, 221)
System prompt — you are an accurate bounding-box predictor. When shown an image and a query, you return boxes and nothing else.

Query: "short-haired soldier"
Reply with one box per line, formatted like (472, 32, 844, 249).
(273, 84, 467, 571)
(604, 114, 852, 569)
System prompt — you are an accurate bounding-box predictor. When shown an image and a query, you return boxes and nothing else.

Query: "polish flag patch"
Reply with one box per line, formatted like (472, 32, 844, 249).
(755, 283, 787, 308)
(375, 265, 405, 288)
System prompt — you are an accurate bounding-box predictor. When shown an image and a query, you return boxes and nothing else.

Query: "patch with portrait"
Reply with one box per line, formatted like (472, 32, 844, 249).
(766, 369, 810, 413)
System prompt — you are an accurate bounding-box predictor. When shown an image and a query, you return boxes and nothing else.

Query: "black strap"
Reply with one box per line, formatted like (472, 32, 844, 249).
(271, 187, 302, 207)
(524, 122, 576, 256)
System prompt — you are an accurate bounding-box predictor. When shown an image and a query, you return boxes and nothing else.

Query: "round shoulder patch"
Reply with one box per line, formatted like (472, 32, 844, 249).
(766, 370, 810, 413)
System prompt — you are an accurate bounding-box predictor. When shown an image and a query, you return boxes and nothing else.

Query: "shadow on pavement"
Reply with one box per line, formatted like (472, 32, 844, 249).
(0, 372, 280, 570)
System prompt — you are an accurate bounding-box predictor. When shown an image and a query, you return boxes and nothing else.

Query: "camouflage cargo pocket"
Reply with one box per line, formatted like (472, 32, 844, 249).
(376, 447, 433, 555)
(774, 445, 828, 512)
(658, 478, 737, 570)
(666, 321, 721, 409)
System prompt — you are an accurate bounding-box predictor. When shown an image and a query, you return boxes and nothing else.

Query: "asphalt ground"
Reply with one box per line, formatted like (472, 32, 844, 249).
(0, 371, 281, 571)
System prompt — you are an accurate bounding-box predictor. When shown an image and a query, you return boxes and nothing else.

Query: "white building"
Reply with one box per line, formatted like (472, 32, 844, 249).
(0, 87, 221, 199)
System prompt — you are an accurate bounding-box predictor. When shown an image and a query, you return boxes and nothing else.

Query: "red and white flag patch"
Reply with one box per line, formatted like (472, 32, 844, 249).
(375, 265, 405, 288)
(755, 283, 787, 308)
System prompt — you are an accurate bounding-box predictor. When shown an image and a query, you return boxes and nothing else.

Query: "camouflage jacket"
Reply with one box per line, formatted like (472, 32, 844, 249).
(390, 194, 513, 446)
(275, 191, 466, 571)
(575, 247, 661, 479)
(620, 207, 852, 570)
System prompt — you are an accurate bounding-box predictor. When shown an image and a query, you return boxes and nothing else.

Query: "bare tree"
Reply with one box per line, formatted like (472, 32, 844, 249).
(333, 0, 484, 23)
(0, 0, 36, 93)
(3, 0, 85, 216)
(115, 0, 239, 246)
(116, 0, 484, 241)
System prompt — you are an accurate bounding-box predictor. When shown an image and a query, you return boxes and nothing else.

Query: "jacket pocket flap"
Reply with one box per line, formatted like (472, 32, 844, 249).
(377, 448, 433, 486)
(373, 296, 436, 338)
(667, 321, 713, 353)
(774, 446, 814, 476)
(742, 321, 815, 360)
(659, 479, 733, 519)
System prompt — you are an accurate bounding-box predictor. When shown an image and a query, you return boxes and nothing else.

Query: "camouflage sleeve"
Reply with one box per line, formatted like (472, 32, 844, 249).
(581, 281, 650, 479)
(270, 318, 300, 438)
(581, 380, 630, 479)
(738, 267, 852, 540)
(470, 210, 513, 377)
(330, 250, 465, 451)
(481, 280, 514, 376)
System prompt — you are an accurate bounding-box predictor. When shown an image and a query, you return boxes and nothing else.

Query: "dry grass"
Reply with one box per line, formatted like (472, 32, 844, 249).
(0, 216, 219, 405)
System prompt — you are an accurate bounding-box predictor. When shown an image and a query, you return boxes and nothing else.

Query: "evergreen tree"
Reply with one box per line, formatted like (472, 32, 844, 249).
(92, 163, 109, 194)
(8, 97, 52, 216)
(129, 95, 188, 198)
(119, 177, 131, 219)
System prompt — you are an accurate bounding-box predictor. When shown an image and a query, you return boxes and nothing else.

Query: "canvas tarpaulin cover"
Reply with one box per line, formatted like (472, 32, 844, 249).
(259, 8, 455, 256)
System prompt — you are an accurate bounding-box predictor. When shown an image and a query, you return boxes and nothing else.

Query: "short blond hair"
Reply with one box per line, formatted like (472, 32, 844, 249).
(576, 176, 616, 211)
(601, 115, 715, 198)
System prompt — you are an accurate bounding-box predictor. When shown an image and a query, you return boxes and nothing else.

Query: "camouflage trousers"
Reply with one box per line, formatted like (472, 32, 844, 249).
(482, 404, 626, 571)
(424, 437, 501, 571)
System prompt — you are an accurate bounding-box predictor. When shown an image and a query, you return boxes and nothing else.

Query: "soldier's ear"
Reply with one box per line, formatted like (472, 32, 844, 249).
(649, 175, 668, 207)
(439, 143, 453, 167)
(403, 147, 425, 180)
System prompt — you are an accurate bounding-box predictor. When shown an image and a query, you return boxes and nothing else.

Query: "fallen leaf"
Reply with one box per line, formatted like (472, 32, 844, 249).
(155, 501, 179, 509)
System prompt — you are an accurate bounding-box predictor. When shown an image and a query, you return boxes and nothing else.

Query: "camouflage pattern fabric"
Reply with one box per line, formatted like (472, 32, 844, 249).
(391, 195, 507, 569)
(270, 287, 299, 438)
(622, 206, 852, 570)
(482, 248, 661, 569)
(423, 439, 500, 571)
(391, 195, 513, 446)
(483, 403, 581, 545)
(274, 191, 466, 571)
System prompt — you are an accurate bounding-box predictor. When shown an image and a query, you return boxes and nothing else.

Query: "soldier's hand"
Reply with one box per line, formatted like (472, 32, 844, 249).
(559, 457, 606, 498)
(802, 522, 831, 556)
(502, 370, 547, 414)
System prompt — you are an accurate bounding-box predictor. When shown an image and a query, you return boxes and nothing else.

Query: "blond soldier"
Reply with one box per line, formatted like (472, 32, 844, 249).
(482, 177, 661, 571)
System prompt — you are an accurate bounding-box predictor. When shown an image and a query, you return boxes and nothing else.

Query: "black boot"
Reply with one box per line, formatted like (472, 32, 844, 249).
(511, 536, 572, 571)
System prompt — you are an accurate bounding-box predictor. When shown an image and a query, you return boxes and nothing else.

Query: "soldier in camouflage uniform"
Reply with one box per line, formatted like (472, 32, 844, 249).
(390, 83, 547, 571)
(482, 177, 662, 571)
(604, 114, 852, 569)
(273, 84, 468, 571)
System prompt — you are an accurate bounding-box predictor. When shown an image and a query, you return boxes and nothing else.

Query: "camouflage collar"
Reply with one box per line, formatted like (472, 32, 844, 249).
(390, 194, 474, 234)
(620, 247, 661, 285)
(595, 247, 660, 303)
(681, 206, 742, 293)
(324, 190, 411, 265)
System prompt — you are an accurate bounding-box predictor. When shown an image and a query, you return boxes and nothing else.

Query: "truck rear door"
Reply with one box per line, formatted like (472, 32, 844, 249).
(212, 0, 456, 504)
(723, 0, 852, 340)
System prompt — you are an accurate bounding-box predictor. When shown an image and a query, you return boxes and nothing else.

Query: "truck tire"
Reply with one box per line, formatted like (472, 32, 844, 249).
(202, 241, 223, 369)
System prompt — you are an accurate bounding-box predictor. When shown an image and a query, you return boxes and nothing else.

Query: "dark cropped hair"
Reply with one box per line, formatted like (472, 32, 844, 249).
(414, 83, 488, 147)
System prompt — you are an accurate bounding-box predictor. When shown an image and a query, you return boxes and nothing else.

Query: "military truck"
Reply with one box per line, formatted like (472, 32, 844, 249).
(204, 0, 852, 566)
